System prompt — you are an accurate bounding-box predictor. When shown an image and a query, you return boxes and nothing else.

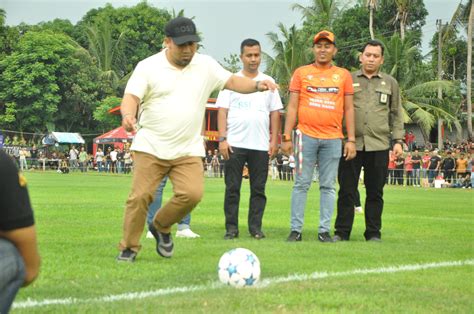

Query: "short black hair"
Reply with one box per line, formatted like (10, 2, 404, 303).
(361, 39, 385, 56)
(240, 38, 260, 54)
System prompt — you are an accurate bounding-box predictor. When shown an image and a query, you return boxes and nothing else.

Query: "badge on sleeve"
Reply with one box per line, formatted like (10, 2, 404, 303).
(380, 93, 388, 104)
(19, 173, 27, 187)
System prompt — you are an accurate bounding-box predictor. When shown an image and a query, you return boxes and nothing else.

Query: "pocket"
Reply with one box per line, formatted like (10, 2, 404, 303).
(375, 87, 392, 106)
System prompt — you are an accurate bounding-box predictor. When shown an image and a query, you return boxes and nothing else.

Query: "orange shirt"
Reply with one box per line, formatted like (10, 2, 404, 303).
(289, 64, 353, 139)
(456, 158, 468, 173)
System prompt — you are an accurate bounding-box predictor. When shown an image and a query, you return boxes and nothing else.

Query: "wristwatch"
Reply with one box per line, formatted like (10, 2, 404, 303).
(218, 136, 227, 142)
(282, 134, 292, 142)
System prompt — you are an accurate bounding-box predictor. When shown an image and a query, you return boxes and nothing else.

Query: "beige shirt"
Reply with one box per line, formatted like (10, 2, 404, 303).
(351, 70, 404, 151)
(125, 50, 232, 160)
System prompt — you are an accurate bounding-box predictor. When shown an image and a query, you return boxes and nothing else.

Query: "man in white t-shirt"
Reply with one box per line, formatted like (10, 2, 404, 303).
(217, 38, 283, 240)
(68, 146, 78, 171)
(117, 18, 278, 262)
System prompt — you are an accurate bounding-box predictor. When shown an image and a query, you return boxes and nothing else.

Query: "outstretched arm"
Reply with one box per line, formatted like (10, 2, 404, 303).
(224, 75, 278, 94)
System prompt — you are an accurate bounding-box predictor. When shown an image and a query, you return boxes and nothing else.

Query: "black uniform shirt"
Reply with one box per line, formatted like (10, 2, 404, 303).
(0, 150, 34, 231)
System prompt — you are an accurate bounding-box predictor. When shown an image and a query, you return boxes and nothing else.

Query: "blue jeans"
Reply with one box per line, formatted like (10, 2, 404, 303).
(147, 176, 191, 231)
(412, 168, 421, 186)
(428, 169, 438, 184)
(0, 239, 25, 314)
(290, 134, 342, 233)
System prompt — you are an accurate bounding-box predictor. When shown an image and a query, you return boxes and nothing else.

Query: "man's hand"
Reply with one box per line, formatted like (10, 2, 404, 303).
(268, 140, 278, 158)
(219, 141, 233, 160)
(281, 141, 293, 156)
(393, 143, 403, 157)
(343, 142, 356, 161)
(122, 115, 137, 132)
(258, 80, 279, 92)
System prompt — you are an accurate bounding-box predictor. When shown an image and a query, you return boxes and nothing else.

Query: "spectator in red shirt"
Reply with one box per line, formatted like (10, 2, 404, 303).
(387, 150, 396, 185)
(404, 131, 415, 151)
(404, 152, 414, 186)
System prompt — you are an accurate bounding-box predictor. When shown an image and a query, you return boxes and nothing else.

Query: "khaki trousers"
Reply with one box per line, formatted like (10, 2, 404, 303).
(118, 152, 204, 252)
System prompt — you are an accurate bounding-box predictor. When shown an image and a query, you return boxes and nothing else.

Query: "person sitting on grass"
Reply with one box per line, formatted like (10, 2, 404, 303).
(58, 158, 69, 174)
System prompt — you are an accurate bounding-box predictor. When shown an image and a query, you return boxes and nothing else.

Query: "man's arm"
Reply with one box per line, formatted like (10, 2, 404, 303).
(281, 92, 299, 155)
(120, 93, 140, 132)
(390, 80, 405, 157)
(343, 94, 356, 161)
(0, 226, 40, 286)
(224, 75, 278, 94)
(218, 108, 232, 160)
(269, 110, 280, 158)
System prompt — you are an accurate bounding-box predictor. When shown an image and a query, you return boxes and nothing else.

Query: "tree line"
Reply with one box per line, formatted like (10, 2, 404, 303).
(0, 0, 472, 146)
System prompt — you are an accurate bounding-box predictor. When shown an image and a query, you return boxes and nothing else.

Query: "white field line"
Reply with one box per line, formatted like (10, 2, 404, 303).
(13, 259, 474, 309)
(390, 214, 473, 223)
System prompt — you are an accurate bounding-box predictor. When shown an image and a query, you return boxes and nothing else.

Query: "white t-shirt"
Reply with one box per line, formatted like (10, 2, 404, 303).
(125, 50, 232, 160)
(69, 148, 78, 160)
(216, 71, 283, 151)
(95, 151, 104, 162)
(110, 150, 118, 162)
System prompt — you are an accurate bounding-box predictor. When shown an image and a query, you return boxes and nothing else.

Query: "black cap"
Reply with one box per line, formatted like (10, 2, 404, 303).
(165, 17, 201, 45)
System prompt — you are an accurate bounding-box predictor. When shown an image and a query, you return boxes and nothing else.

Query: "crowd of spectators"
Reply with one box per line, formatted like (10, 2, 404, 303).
(3, 143, 134, 174)
(386, 138, 473, 188)
(3, 134, 473, 189)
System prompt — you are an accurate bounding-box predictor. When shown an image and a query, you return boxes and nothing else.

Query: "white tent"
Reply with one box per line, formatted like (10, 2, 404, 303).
(42, 132, 85, 145)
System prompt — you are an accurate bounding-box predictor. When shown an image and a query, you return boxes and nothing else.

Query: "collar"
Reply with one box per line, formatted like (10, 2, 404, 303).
(355, 69, 383, 79)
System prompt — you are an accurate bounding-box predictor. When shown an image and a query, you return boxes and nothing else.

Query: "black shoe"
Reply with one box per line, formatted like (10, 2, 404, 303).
(251, 231, 266, 240)
(333, 234, 349, 242)
(148, 223, 174, 258)
(367, 236, 382, 242)
(318, 232, 334, 243)
(287, 231, 302, 242)
(116, 248, 137, 262)
(224, 231, 239, 240)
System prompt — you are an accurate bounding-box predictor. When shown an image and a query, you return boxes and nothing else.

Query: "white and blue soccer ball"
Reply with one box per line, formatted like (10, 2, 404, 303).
(218, 248, 261, 288)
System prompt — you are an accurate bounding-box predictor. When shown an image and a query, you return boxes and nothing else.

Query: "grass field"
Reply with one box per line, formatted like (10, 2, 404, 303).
(12, 171, 474, 313)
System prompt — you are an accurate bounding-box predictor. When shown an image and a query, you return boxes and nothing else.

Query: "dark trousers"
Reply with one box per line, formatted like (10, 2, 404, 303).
(444, 170, 454, 183)
(335, 150, 389, 240)
(224, 147, 269, 235)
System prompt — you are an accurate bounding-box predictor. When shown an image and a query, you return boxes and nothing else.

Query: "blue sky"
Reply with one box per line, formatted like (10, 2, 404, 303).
(2, 0, 461, 62)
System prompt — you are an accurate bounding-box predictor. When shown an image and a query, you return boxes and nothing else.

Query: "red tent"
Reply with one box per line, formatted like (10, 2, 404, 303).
(92, 126, 136, 157)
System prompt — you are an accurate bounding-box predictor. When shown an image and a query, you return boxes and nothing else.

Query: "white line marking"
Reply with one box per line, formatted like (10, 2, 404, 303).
(13, 259, 474, 309)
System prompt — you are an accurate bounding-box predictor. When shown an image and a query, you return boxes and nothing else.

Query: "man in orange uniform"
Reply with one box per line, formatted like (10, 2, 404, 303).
(282, 30, 356, 242)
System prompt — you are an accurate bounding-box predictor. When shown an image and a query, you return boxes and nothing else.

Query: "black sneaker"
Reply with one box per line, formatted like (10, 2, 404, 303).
(318, 232, 334, 243)
(148, 223, 174, 258)
(287, 231, 302, 242)
(223, 231, 239, 240)
(251, 231, 266, 240)
(116, 248, 137, 262)
(367, 236, 382, 242)
(333, 234, 348, 242)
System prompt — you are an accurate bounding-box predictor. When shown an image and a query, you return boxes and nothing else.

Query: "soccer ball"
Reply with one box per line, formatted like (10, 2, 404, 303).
(217, 248, 261, 288)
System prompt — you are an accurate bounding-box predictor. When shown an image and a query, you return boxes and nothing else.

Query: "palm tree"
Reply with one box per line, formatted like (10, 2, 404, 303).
(381, 33, 462, 144)
(264, 23, 310, 104)
(468, 1, 473, 139)
(291, 0, 344, 28)
(367, 0, 378, 39)
(394, 0, 410, 40)
(0, 9, 5, 27)
(85, 20, 126, 93)
(403, 81, 462, 144)
(443, 0, 473, 139)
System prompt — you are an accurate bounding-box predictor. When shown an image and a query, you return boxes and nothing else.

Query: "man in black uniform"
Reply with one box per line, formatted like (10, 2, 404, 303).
(0, 150, 40, 313)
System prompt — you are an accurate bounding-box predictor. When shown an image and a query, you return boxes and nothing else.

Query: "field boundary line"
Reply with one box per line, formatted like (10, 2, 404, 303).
(13, 259, 474, 309)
